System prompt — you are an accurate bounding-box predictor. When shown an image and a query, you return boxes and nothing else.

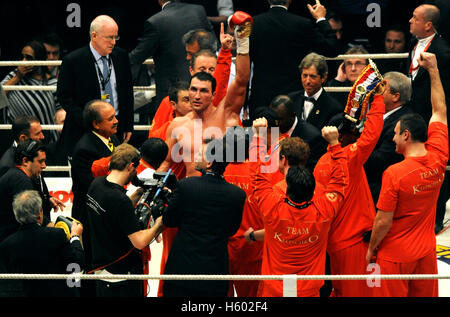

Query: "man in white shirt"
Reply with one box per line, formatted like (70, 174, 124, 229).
(407, 4, 450, 123)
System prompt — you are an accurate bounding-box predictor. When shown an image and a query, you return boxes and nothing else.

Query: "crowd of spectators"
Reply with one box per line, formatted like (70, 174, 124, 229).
(0, 0, 449, 298)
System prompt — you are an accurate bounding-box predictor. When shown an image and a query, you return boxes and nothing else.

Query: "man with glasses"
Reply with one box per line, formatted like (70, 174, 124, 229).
(57, 15, 134, 160)
(326, 46, 369, 108)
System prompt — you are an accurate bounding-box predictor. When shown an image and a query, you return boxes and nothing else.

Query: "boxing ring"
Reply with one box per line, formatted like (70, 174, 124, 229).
(0, 52, 450, 298)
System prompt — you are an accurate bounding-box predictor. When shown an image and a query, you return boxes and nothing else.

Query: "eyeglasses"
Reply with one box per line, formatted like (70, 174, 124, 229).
(100, 34, 120, 41)
(344, 61, 367, 68)
(22, 54, 34, 60)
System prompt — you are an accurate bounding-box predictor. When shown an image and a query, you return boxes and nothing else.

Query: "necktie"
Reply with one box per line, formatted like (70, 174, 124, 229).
(101, 56, 114, 108)
(108, 140, 114, 152)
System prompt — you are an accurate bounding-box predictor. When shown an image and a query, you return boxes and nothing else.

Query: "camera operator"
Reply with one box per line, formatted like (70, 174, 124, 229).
(162, 130, 246, 297)
(86, 143, 163, 297)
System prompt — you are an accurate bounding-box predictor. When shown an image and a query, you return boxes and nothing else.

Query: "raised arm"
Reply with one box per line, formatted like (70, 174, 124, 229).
(223, 12, 252, 116)
(419, 52, 447, 126)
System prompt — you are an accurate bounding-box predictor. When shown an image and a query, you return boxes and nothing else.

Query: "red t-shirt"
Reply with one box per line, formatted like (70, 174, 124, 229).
(376, 121, 449, 262)
(224, 162, 264, 263)
(251, 140, 349, 297)
(313, 95, 384, 253)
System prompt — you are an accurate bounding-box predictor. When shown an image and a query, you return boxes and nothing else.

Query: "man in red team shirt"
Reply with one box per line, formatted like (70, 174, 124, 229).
(250, 117, 349, 297)
(313, 86, 386, 296)
(366, 52, 448, 297)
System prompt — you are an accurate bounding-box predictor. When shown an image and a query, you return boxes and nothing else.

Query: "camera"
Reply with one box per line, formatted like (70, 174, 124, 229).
(132, 170, 177, 230)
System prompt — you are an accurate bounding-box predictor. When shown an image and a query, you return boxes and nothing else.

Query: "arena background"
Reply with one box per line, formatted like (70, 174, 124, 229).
(0, 0, 426, 79)
(0, 0, 449, 298)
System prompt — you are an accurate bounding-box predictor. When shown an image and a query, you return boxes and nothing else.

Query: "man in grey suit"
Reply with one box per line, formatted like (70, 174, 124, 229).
(129, 0, 215, 111)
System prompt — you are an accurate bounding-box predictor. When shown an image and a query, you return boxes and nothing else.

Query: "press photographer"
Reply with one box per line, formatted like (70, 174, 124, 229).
(85, 143, 163, 297)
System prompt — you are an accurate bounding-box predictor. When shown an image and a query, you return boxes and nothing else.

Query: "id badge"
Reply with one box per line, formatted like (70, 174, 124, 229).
(101, 94, 110, 102)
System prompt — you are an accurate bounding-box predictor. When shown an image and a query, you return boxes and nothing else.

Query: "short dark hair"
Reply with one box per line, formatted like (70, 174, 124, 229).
(191, 49, 217, 69)
(140, 138, 169, 170)
(83, 99, 107, 130)
(183, 29, 217, 52)
(205, 126, 252, 175)
(398, 113, 428, 143)
(14, 139, 46, 165)
(286, 165, 316, 204)
(168, 81, 190, 103)
(190, 71, 217, 93)
(268, 0, 289, 6)
(12, 115, 40, 142)
(39, 32, 63, 48)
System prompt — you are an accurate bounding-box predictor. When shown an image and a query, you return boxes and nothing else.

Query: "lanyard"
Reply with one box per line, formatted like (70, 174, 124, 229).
(409, 36, 434, 75)
(94, 56, 113, 91)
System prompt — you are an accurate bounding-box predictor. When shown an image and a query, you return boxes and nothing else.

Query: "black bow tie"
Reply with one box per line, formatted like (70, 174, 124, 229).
(304, 97, 316, 104)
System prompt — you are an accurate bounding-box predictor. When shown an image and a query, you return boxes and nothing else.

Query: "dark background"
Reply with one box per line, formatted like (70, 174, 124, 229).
(0, 0, 426, 77)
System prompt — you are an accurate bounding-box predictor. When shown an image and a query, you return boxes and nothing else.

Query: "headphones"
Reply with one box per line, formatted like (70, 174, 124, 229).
(15, 140, 43, 165)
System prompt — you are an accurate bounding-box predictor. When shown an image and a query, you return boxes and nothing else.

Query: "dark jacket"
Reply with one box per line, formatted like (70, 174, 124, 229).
(57, 45, 133, 157)
(0, 223, 84, 297)
(248, 6, 339, 119)
(162, 173, 245, 297)
(129, 1, 214, 108)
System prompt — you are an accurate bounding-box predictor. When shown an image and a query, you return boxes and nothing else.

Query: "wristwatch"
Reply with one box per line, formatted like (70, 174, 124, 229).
(249, 231, 256, 242)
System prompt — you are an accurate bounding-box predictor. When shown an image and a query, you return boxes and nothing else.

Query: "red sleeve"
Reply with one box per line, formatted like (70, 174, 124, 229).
(148, 121, 171, 141)
(212, 48, 232, 106)
(91, 156, 111, 178)
(148, 96, 174, 138)
(354, 94, 385, 164)
(425, 122, 449, 165)
(323, 143, 349, 198)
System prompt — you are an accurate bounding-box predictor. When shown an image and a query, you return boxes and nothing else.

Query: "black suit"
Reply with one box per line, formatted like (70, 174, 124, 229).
(71, 132, 119, 225)
(289, 89, 344, 131)
(407, 34, 450, 124)
(162, 173, 245, 297)
(0, 223, 84, 297)
(290, 118, 327, 172)
(57, 45, 133, 157)
(248, 7, 339, 119)
(129, 1, 214, 110)
(364, 105, 412, 205)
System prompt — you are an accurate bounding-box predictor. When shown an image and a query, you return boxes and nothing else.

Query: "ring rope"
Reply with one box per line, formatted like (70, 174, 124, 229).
(0, 53, 408, 68)
(1, 85, 351, 93)
(0, 273, 448, 281)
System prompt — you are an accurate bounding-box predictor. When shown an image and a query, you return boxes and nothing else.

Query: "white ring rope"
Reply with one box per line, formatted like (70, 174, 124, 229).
(0, 85, 353, 93)
(0, 273, 448, 281)
(0, 52, 408, 68)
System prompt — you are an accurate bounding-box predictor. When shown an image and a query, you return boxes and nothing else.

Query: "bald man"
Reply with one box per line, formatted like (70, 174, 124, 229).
(57, 15, 134, 159)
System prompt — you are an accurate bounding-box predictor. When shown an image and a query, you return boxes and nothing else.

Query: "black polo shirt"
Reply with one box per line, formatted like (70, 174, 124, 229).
(0, 167, 35, 242)
(86, 176, 142, 274)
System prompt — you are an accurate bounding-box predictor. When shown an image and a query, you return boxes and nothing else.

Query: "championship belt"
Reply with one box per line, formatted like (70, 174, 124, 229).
(343, 59, 383, 128)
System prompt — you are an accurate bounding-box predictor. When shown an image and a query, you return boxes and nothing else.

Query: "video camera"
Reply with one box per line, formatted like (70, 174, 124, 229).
(132, 169, 177, 230)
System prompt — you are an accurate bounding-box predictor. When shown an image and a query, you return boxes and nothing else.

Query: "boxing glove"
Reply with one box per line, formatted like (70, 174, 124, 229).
(228, 11, 253, 54)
